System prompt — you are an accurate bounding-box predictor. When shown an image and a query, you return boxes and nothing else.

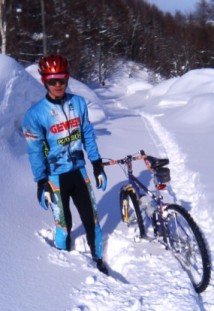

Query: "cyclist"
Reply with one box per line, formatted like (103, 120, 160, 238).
(22, 54, 108, 275)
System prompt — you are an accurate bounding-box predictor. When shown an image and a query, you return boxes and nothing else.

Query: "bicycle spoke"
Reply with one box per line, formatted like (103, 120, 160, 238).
(164, 205, 211, 293)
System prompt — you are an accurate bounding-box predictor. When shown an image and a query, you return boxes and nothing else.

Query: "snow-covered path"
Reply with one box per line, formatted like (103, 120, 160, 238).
(0, 56, 213, 311)
(138, 113, 214, 310)
(28, 109, 204, 311)
(92, 87, 213, 311)
(68, 90, 207, 311)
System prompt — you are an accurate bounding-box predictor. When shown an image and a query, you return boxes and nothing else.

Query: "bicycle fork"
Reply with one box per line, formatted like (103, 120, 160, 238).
(122, 199, 129, 223)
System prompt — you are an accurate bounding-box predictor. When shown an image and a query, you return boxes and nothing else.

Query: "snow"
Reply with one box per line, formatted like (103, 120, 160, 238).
(0, 54, 213, 311)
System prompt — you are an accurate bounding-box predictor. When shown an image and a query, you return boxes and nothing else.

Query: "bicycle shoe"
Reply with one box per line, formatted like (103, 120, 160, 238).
(96, 259, 109, 276)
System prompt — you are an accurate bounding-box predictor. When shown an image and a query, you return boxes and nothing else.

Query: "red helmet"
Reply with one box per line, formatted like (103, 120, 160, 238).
(38, 55, 69, 77)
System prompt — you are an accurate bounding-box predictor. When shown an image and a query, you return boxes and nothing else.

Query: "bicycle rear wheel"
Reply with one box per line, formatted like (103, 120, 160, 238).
(119, 186, 145, 238)
(164, 204, 211, 293)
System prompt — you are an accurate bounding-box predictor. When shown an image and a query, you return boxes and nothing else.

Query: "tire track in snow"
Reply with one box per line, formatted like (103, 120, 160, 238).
(140, 112, 208, 222)
(139, 114, 214, 309)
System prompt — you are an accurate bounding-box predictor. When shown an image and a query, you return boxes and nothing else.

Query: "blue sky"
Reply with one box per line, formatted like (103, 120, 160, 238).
(148, 0, 199, 14)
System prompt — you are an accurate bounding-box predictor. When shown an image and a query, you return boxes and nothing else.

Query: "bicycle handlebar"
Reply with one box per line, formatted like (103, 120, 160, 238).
(102, 150, 169, 170)
(102, 150, 147, 166)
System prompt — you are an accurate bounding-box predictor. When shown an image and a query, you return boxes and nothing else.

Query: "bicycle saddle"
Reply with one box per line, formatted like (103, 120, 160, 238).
(146, 156, 169, 169)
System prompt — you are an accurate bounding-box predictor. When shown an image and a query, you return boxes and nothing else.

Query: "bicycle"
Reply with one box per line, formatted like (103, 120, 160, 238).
(102, 150, 211, 294)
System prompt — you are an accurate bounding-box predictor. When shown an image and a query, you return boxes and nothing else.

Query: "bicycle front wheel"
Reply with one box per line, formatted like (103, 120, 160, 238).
(119, 186, 145, 238)
(164, 204, 211, 293)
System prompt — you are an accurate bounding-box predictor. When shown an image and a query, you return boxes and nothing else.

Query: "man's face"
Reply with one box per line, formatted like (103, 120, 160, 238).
(45, 78, 68, 100)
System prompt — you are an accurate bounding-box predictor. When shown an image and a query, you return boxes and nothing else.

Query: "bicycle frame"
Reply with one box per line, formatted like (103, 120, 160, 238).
(103, 152, 171, 240)
(124, 156, 163, 206)
(103, 153, 167, 208)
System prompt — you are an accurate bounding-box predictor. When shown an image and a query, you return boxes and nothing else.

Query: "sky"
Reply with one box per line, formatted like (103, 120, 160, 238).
(148, 0, 199, 14)
(0, 54, 213, 311)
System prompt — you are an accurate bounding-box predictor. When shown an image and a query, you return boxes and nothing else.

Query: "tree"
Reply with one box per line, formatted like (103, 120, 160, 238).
(195, 0, 210, 25)
(40, 0, 47, 55)
(0, 0, 6, 53)
(1, 0, 214, 80)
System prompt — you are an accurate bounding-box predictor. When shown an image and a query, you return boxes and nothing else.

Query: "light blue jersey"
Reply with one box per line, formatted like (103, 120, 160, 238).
(22, 93, 100, 182)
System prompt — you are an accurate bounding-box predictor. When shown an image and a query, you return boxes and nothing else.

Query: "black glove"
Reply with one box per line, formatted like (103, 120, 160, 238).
(92, 159, 107, 191)
(37, 178, 53, 210)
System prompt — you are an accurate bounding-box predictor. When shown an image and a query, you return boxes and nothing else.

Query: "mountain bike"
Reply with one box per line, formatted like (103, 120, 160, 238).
(102, 150, 211, 293)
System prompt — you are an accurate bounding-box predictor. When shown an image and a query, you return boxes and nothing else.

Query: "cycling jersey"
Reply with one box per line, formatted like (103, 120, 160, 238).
(22, 93, 101, 182)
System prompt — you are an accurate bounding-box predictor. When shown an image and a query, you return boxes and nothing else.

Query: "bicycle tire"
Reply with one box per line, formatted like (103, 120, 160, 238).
(119, 187, 145, 238)
(164, 204, 211, 293)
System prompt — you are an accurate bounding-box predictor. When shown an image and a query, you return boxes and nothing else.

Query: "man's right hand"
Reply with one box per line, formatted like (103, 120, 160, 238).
(37, 179, 52, 210)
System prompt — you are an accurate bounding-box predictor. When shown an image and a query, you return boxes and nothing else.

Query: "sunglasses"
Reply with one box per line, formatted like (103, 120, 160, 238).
(46, 78, 67, 86)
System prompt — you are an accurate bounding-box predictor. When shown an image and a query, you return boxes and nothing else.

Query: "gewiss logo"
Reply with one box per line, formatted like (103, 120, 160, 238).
(50, 117, 80, 134)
